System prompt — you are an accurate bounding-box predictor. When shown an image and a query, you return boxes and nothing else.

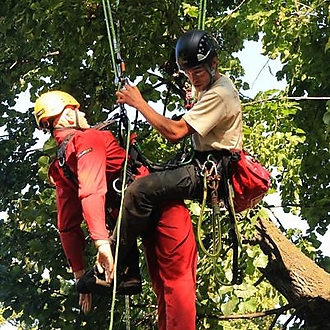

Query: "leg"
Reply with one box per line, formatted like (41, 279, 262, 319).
(144, 201, 197, 330)
(114, 165, 200, 293)
(120, 165, 201, 248)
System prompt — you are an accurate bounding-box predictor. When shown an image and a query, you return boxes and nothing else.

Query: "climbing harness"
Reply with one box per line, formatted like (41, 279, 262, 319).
(57, 133, 77, 183)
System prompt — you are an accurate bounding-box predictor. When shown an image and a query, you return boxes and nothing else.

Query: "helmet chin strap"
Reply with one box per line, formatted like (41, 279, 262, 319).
(53, 109, 84, 132)
(205, 64, 216, 90)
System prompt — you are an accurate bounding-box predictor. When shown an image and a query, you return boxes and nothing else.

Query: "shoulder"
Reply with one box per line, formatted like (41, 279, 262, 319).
(211, 75, 238, 95)
(70, 129, 121, 156)
(207, 75, 240, 107)
(71, 129, 109, 145)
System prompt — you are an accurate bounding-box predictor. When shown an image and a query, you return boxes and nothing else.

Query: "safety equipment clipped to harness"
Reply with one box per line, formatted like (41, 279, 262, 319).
(230, 150, 271, 213)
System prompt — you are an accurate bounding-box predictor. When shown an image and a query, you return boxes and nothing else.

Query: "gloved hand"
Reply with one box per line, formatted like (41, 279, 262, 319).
(74, 270, 92, 313)
(76, 265, 142, 296)
(76, 265, 113, 296)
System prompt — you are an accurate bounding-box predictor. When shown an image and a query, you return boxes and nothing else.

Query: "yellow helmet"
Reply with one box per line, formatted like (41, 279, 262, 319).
(34, 91, 80, 129)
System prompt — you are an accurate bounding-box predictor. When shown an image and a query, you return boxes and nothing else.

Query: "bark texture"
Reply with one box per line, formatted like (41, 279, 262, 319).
(255, 216, 330, 329)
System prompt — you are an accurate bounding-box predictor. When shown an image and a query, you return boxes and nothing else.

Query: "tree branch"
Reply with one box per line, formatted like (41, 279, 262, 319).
(204, 300, 305, 321)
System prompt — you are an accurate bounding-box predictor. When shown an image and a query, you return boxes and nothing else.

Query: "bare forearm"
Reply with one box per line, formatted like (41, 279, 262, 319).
(117, 84, 192, 143)
(134, 99, 184, 143)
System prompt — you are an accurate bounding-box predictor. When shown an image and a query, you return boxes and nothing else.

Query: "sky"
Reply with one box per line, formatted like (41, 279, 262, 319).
(235, 40, 286, 97)
(236, 42, 329, 256)
(0, 40, 328, 329)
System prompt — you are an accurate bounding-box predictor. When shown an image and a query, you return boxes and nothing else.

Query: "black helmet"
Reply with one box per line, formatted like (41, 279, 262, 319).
(175, 29, 219, 71)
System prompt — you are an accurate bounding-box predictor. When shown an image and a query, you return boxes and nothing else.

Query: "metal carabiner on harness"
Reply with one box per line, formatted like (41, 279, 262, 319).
(200, 156, 218, 178)
(58, 156, 65, 167)
(112, 177, 126, 194)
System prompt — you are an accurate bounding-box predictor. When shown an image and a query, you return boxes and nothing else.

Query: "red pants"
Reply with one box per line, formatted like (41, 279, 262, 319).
(143, 201, 198, 330)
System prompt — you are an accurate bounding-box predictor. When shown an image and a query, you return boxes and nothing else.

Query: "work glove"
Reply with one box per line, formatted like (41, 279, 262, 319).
(76, 264, 142, 296)
(76, 265, 112, 296)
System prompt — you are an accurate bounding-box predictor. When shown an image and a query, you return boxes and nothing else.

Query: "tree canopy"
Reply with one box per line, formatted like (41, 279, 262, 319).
(0, 0, 329, 329)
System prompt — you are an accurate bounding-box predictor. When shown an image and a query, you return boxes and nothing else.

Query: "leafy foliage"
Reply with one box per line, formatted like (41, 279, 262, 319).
(0, 0, 329, 329)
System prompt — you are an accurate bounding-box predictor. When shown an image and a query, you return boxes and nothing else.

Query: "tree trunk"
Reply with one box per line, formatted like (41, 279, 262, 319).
(255, 216, 330, 329)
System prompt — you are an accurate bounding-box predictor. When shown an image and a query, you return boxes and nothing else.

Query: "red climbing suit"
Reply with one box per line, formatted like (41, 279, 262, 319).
(143, 201, 197, 330)
(49, 127, 197, 330)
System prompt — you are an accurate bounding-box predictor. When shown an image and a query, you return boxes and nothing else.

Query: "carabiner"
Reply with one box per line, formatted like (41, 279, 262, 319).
(200, 159, 218, 177)
(112, 178, 126, 194)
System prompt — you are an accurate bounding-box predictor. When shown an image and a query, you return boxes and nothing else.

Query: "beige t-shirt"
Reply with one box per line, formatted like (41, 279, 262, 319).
(183, 74, 243, 152)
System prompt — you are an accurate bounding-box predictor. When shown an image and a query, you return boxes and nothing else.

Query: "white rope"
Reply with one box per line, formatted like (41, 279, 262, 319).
(242, 95, 330, 106)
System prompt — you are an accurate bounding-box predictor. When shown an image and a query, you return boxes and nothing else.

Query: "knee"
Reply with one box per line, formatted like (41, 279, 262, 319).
(128, 176, 156, 196)
(124, 179, 144, 204)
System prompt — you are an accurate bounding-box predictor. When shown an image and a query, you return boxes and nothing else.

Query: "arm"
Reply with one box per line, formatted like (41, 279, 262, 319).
(116, 83, 195, 143)
(50, 161, 86, 273)
(75, 132, 114, 281)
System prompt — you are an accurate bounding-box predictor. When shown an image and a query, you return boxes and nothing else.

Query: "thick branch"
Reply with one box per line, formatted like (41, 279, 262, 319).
(255, 216, 330, 329)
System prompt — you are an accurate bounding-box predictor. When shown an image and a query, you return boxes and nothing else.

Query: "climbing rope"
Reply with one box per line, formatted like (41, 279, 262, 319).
(109, 120, 131, 330)
(198, 0, 207, 30)
(196, 154, 245, 285)
(195, 0, 246, 285)
(101, 0, 126, 87)
(100, 0, 131, 329)
(197, 155, 223, 257)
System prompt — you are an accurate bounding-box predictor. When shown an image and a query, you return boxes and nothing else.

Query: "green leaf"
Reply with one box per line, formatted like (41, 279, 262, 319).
(221, 295, 239, 315)
(323, 111, 330, 125)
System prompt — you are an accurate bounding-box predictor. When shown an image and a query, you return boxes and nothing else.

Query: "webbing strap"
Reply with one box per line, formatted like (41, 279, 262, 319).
(221, 155, 243, 285)
(57, 133, 77, 183)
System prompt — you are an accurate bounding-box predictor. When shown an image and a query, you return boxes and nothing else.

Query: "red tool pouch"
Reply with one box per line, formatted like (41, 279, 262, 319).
(231, 150, 271, 213)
